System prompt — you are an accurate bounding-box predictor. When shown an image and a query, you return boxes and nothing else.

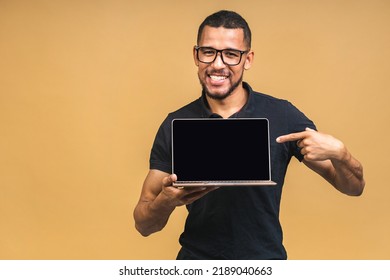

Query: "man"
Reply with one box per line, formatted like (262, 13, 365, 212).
(133, 10, 365, 259)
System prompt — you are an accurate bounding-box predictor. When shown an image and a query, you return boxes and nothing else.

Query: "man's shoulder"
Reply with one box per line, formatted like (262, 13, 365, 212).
(251, 89, 289, 105)
(244, 82, 290, 106)
(248, 89, 293, 114)
(244, 83, 307, 120)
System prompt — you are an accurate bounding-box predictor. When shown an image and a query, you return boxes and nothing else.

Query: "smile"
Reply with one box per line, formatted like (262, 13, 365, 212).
(209, 75, 228, 81)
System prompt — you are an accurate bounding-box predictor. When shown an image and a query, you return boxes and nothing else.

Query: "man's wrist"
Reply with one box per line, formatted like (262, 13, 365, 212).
(331, 142, 351, 164)
(152, 190, 177, 213)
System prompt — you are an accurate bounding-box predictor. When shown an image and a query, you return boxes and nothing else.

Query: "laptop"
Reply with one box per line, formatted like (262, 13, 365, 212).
(171, 118, 277, 187)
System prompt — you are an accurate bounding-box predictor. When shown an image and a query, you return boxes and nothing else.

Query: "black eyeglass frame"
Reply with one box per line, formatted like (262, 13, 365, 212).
(195, 46, 250, 66)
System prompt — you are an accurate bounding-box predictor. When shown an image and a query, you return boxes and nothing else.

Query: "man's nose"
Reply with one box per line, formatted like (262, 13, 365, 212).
(211, 52, 225, 68)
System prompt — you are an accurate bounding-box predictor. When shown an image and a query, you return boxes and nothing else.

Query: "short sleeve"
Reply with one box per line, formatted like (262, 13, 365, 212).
(149, 116, 172, 173)
(285, 102, 316, 162)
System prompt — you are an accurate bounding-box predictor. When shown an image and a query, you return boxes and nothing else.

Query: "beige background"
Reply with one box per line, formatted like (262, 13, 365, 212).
(1, 0, 389, 259)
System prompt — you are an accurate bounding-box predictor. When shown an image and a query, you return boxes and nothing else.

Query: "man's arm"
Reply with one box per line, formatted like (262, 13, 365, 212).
(133, 169, 217, 236)
(276, 128, 365, 196)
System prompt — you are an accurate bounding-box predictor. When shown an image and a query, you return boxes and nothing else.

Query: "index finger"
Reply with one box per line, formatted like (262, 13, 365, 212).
(276, 131, 308, 143)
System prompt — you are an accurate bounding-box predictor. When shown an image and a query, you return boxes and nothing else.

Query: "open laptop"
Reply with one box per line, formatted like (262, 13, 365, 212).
(171, 118, 277, 187)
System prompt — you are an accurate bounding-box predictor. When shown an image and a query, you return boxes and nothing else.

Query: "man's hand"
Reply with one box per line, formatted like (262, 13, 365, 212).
(276, 127, 365, 196)
(276, 127, 347, 162)
(161, 174, 219, 208)
(134, 170, 219, 236)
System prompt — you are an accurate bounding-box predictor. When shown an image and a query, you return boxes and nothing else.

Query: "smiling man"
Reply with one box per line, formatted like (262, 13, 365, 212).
(133, 10, 365, 260)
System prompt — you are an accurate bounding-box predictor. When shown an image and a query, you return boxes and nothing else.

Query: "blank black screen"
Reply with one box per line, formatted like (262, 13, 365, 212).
(172, 118, 270, 181)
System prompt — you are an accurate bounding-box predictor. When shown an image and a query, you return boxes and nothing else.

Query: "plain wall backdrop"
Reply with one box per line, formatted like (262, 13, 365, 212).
(1, 0, 389, 259)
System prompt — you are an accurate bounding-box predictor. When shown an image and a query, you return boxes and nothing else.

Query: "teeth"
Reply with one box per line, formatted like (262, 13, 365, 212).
(210, 75, 227, 81)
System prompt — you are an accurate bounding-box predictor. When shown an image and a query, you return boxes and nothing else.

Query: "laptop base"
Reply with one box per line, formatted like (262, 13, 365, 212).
(173, 181, 277, 187)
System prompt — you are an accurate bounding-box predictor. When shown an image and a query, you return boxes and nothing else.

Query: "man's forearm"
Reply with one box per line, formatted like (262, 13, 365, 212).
(134, 193, 176, 237)
(330, 149, 365, 196)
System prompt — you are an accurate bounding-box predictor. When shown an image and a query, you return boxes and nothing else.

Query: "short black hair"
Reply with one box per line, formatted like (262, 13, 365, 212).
(197, 10, 252, 48)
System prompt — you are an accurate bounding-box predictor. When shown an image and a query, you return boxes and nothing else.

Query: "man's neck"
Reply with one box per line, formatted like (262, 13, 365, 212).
(206, 85, 249, 119)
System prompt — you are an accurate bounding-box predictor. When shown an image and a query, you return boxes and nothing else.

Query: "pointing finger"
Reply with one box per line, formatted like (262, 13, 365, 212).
(276, 131, 307, 143)
(276, 127, 317, 144)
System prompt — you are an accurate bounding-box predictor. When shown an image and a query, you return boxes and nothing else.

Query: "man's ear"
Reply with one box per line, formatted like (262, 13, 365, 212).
(193, 46, 199, 66)
(244, 50, 254, 70)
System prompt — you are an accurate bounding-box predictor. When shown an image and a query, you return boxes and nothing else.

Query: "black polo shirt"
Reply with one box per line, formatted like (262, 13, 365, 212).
(150, 82, 316, 259)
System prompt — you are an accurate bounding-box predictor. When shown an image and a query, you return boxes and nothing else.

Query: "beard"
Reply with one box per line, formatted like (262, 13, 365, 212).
(200, 72, 244, 101)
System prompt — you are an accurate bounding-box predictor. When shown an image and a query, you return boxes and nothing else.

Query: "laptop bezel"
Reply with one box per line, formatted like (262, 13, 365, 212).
(171, 118, 276, 187)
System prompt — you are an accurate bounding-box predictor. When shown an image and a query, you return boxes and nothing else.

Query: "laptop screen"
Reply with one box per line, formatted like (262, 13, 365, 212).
(172, 118, 271, 182)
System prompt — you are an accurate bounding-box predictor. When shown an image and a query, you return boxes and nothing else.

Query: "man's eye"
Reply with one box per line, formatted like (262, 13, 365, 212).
(202, 50, 216, 56)
(224, 51, 239, 58)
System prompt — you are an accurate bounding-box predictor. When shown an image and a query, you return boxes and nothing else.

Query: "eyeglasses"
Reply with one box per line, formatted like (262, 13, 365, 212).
(195, 46, 249, 66)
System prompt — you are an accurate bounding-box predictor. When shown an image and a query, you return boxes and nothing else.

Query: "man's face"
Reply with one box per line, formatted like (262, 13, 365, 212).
(194, 26, 253, 100)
